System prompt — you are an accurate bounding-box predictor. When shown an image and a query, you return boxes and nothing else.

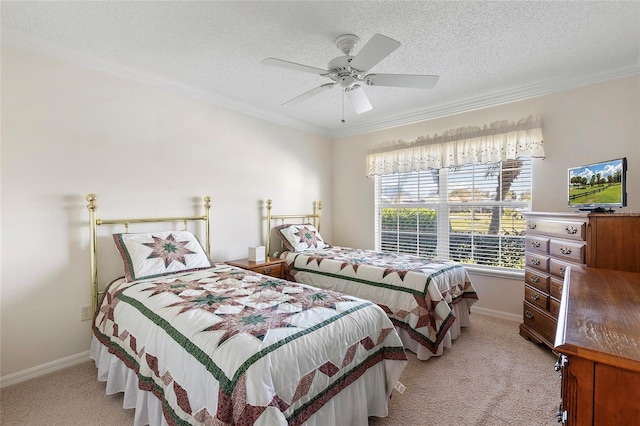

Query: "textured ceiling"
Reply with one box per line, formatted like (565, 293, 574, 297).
(2, 1, 639, 138)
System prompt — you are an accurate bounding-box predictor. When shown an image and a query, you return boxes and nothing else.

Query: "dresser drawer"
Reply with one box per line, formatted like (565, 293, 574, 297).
(549, 298, 561, 318)
(549, 239, 585, 264)
(525, 236, 549, 254)
(525, 285, 548, 311)
(549, 258, 575, 279)
(253, 263, 284, 278)
(523, 301, 557, 344)
(525, 268, 550, 293)
(525, 218, 586, 241)
(525, 253, 549, 273)
(550, 277, 564, 300)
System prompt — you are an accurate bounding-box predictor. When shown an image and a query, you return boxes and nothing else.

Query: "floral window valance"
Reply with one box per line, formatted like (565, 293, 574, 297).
(366, 115, 545, 176)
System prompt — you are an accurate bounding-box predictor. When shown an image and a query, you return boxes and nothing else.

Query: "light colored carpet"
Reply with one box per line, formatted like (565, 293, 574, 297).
(371, 314, 559, 426)
(0, 314, 559, 425)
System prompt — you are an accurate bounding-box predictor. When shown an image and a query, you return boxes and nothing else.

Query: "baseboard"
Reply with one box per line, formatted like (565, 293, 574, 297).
(0, 350, 90, 389)
(471, 306, 521, 322)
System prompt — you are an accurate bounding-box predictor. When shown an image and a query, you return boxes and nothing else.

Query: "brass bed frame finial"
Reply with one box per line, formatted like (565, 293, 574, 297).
(265, 199, 322, 257)
(87, 194, 211, 315)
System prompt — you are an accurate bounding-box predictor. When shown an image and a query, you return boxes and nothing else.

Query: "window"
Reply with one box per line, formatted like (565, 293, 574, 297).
(375, 158, 531, 270)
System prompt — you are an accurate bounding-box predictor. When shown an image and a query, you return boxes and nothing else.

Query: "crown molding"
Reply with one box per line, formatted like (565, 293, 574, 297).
(1, 29, 333, 139)
(3, 29, 639, 141)
(329, 64, 640, 139)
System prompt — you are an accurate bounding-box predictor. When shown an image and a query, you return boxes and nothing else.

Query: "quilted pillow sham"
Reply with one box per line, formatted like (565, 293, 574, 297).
(275, 223, 327, 253)
(113, 230, 212, 282)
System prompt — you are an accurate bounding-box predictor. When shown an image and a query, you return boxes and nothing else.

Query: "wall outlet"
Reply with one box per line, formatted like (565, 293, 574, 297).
(80, 304, 92, 322)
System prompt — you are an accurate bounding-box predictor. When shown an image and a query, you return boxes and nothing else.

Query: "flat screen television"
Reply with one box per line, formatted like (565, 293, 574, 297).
(568, 157, 627, 211)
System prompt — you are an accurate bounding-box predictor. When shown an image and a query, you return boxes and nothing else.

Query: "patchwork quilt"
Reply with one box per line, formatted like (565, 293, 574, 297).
(93, 263, 407, 425)
(280, 247, 478, 354)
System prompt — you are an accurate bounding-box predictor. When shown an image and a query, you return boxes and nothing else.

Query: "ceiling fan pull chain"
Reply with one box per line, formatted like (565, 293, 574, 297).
(341, 90, 346, 123)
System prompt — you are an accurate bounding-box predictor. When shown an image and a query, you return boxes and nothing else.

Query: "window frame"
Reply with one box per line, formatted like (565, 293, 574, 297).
(375, 159, 532, 278)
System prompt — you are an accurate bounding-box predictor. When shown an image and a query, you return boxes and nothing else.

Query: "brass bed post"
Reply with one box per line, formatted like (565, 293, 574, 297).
(315, 200, 322, 233)
(266, 199, 273, 257)
(204, 196, 211, 256)
(86, 194, 99, 315)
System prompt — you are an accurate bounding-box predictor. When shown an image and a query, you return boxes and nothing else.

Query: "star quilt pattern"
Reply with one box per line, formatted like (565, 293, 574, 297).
(93, 263, 407, 425)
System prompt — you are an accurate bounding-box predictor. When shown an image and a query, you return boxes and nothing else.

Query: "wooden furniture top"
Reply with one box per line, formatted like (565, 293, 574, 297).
(225, 257, 285, 268)
(524, 212, 639, 218)
(555, 266, 640, 373)
(588, 212, 640, 217)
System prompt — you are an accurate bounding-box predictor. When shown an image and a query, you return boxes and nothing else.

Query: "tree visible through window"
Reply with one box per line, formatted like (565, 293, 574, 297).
(375, 158, 532, 270)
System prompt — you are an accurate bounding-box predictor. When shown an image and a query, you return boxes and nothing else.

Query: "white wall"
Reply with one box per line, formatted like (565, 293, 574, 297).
(331, 76, 640, 318)
(0, 46, 333, 378)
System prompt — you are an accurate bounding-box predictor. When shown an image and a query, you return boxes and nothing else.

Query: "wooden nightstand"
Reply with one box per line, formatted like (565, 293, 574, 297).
(225, 257, 286, 279)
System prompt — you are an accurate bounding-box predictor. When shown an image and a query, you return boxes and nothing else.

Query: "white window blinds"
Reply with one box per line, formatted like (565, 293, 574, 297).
(376, 159, 532, 269)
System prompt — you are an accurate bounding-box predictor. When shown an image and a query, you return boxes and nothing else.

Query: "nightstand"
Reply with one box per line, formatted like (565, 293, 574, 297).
(225, 257, 286, 279)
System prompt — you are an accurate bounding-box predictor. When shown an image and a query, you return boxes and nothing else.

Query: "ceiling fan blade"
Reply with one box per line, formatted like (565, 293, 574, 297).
(261, 58, 328, 75)
(349, 33, 400, 71)
(345, 85, 373, 114)
(366, 73, 439, 89)
(282, 82, 335, 106)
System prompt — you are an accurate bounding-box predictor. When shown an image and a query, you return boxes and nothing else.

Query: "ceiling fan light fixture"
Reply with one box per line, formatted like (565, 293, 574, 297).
(345, 84, 372, 114)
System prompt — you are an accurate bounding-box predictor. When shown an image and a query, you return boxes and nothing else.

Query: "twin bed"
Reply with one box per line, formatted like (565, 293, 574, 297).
(266, 199, 478, 361)
(87, 195, 407, 426)
(87, 194, 478, 425)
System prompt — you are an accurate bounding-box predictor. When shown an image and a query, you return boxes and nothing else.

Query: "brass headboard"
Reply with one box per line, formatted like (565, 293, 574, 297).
(265, 199, 321, 256)
(86, 193, 211, 314)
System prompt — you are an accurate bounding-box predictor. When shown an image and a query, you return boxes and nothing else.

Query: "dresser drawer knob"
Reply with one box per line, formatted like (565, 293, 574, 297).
(525, 311, 534, 319)
(531, 258, 541, 266)
(531, 293, 540, 301)
(531, 241, 541, 248)
(527, 222, 537, 230)
(559, 266, 566, 274)
(531, 275, 540, 283)
(564, 226, 578, 234)
(560, 247, 572, 255)
(263, 267, 272, 274)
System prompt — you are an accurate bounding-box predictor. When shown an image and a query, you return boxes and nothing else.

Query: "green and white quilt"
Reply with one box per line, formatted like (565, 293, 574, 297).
(92, 263, 407, 425)
(280, 247, 478, 357)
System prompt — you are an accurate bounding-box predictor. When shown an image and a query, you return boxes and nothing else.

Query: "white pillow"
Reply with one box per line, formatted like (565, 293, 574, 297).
(113, 230, 212, 281)
(275, 223, 327, 252)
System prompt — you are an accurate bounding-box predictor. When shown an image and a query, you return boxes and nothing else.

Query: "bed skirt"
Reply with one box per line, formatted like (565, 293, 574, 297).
(89, 336, 405, 426)
(396, 300, 472, 360)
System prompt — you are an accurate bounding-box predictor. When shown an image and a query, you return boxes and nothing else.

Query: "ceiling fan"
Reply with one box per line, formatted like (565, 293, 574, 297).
(261, 33, 439, 117)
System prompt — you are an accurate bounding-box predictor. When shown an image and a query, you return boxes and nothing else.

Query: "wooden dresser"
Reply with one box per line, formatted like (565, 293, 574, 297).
(520, 212, 640, 349)
(519, 212, 589, 349)
(554, 267, 640, 425)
